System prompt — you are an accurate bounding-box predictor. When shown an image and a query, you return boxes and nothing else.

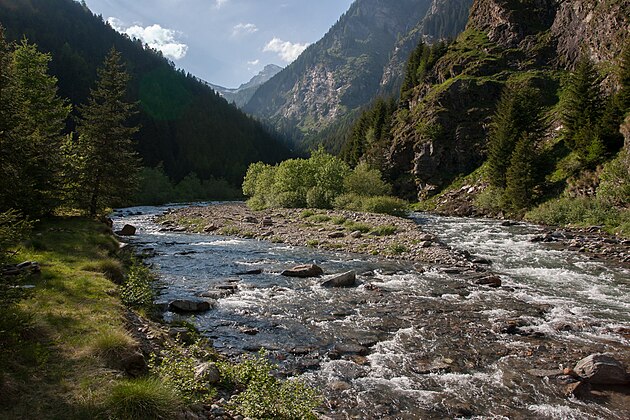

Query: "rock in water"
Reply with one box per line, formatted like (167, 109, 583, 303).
(116, 224, 136, 236)
(322, 271, 357, 288)
(281, 264, 324, 278)
(168, 299, 212, 313)
(573, 354, 630, 385)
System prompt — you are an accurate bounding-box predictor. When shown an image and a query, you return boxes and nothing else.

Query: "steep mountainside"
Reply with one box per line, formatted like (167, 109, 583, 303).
(0, 0, 291, 185)
(244, 0, 473, 147)
(207, 64, 283, 108)
(383, 0, 628, 198)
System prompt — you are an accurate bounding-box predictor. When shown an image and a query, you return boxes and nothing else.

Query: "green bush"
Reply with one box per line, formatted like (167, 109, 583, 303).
(306, 186, 331, 209)
(120, 260, 155, 308)
(219, 351, 320, 420)
(299, 210, 316, 218)
(344, 162, 391, 196)
(597, 149, 630, 206)
(334, 194, 408, 216)
(473, 186, 505, 214)
(107, 377, 180, 420)
(525, 197, 630, 236)
(308, 214, 331, 223)
(149, 340, 217, 404)
(0, 210, 32, 265)
(331, 215, 347, 225)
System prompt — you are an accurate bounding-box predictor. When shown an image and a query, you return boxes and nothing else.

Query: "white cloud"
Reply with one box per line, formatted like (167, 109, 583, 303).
(247, 59, 260, 66)
(215, 0, 229, 9)
(107, 17, 188, 60)
(232, 23, 258, 37)
(263, 38, 309, 63)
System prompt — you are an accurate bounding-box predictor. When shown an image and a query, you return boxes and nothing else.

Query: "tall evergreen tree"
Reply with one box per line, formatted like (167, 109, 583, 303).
(562, 55, 605, 161)
(73, 48, 139, 216)
(504, 133, 539, 211)
(10, 39, 71, 215)
(486, 83, 544, 188)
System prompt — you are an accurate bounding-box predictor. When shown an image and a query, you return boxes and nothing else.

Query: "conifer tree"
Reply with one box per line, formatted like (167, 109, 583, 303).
(73, 48, 139, 216)
(562, 55, 604, 161)
(505, 133, 538, 211)
(0, 27, 17, 212)
(486, 84, 543, 188)
(10, 40, 71, 215)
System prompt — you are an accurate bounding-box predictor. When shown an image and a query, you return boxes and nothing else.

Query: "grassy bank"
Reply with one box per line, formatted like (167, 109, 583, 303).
(0, 217, 148, 419)
(0, 216, 321, 419)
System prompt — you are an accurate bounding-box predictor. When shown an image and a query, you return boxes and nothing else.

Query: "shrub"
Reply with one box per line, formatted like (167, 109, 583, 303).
(333, 193, 363, 212)
(473, 186, 505, 214)
(120, 260, 155, 308)
(331, 216, 347, 225)
(388, 243, 408, 255)
(300, 209, 316, 218)
(597, 149, 630, 206)
(0, 210, 32, 265)
(219, 351, 320, 420)
(272, 191, 306, 208)
(107, 377, 180, 420)
(306, 186, 331, 209)
(361, 196, 408, 216)
(149, 340, 217, 404)
(344, 162, 391, 196)
(82, 258, 125, 284)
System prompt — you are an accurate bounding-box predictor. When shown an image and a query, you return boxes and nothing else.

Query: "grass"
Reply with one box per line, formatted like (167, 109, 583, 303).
(308, 214, 331, 223)
(343, 220, 372, 233)
(370, 225, 398, 236)
(82, 258, 125, 284)
(107, 378, 180, 420)
(0, 217, 149, 419)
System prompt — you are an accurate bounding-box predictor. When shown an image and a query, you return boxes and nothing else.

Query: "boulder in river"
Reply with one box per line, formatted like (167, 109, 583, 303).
(236, 268, 263, 275)
(281, 264, 324, 278)
(116, 224, 136, 236)
(573, 353, 630, 385)
(322, 271, 356, 288)
(169, 299, 212, 313)
(475, 275, 502, 288)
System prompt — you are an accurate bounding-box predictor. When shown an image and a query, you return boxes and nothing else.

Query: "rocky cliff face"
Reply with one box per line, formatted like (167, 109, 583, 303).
(245, 0, 472, 146)
(386, 0, 628, 198)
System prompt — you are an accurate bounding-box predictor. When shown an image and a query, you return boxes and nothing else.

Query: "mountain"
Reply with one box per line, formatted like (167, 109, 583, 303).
(244, 0, 473, 148)
(344, 0, 628, 201)
(207, 64, 283, 108)
(0, 0, 291, 186)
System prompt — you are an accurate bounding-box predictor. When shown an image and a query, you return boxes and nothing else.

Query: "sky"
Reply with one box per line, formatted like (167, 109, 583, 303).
(86, 0, 354, 88)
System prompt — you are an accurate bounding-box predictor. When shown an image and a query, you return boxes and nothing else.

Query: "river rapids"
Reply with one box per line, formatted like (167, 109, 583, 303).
(112, 204, 630, 419)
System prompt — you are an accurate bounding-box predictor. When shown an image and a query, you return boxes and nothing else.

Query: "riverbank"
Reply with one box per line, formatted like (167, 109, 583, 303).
(157, 203, 476, 267)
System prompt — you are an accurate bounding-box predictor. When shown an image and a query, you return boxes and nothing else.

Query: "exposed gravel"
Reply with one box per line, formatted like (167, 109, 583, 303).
(156, 203, 473, 267)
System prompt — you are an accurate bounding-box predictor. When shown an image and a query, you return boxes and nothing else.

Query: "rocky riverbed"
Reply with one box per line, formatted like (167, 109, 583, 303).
(156, 203, 480, 267)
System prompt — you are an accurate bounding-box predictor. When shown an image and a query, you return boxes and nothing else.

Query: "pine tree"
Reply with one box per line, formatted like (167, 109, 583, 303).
(9, 39, 71, 215)
(486, 84, 544, 188)
(0, 26, 18, 213)
(73, 48, 140, 216)
(504, 133, 538, 212)
(562, 55, 604, 157)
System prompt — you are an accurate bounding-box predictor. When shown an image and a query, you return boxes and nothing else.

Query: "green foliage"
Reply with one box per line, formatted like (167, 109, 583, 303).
(219, 351, 320, 420)
(340, 97, 396, 167)
(299, 210, 316, 219)
(400, 41, 448, 104)
(334, 193, 408, 216)
(308, 214, 331, 223)
(388, 243, 408, 255)
(487, 83, 545, 188)
(343, 162, 391, 196)
(504, 134, 540, 212)
(473, 186, 505, 215)
(370, 224, 398, 236)
(149, 340, 217, 404)
(120, 259, 155, 308)
(525, 197, 630, 236)
(0, 34, 71, 217)
(107, 377, 180, 420)
(0, 209, 32, 265)
(70, 48, 140, 215)
(343, 220, 372, 233)
(597, 149, 630, 206)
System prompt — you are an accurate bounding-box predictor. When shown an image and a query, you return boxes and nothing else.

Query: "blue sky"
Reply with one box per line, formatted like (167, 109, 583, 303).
(86, 0, 354, 88)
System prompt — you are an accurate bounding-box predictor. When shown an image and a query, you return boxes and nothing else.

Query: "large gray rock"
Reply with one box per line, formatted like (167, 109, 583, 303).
(169, 299, 212, 313)
(573, 354, 630, 385)
(281, 264, 324, 278)
(116, 224, 136, 236)
(322, 271, 357, 288)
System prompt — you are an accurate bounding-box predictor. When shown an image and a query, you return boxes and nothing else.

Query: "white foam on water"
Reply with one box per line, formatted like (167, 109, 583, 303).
(527, 403, 607, 420)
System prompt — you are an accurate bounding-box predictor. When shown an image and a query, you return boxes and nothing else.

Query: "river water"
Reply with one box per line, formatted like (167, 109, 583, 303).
(112, 205, 630, 419)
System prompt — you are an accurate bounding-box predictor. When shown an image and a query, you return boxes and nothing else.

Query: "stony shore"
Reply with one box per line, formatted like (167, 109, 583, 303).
(156, 203, 477, 267)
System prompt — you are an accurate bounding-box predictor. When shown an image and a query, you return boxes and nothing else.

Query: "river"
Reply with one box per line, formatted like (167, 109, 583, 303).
(112, 204, 630, 419)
